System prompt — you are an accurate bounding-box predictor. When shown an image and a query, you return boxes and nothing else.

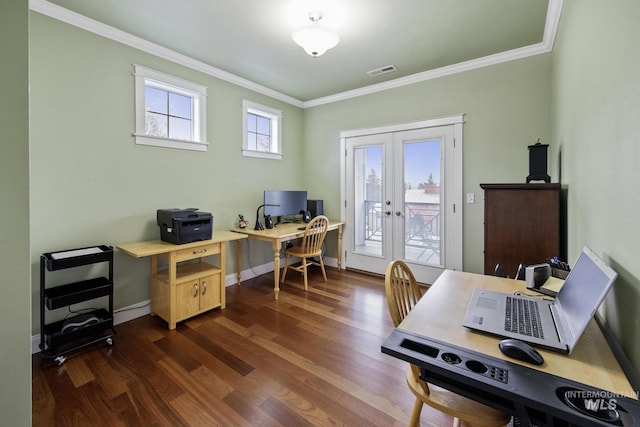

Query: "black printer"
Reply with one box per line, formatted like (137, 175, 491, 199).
(157, 208, 213, 244)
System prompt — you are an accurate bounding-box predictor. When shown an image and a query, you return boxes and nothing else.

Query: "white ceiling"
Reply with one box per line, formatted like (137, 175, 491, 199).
(32, 0, 559, 107)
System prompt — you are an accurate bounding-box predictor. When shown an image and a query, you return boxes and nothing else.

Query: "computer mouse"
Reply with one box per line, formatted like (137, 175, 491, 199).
(498, 338, 544, 365)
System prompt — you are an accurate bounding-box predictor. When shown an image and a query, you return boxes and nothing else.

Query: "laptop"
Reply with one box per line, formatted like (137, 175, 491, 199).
(462, 247, 617, 353)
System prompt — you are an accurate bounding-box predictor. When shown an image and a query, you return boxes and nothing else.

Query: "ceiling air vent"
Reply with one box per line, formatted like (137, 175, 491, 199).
(367, 65, 398, 77)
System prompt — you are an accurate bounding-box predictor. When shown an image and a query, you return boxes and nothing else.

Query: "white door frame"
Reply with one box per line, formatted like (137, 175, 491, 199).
(340, 115, 464, 281)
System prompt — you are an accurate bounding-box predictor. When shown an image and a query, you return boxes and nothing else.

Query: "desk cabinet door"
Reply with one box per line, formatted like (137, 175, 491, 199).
(198, 273, 221, 312)
(176, 274, 221, 321)
(176, 279, 201, 320)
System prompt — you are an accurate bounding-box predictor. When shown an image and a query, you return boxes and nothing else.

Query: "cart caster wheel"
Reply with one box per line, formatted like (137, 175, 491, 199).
(54, 355, 67, 366)
(106, 337, 114, 346)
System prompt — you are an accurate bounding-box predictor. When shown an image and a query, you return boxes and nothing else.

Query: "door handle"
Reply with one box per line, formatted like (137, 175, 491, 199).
(385, 211, 392, 216)
(395, 211, 403, 216)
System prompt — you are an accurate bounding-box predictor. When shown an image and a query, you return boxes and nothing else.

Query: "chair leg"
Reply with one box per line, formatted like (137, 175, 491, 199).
(408, 398, 423, 427)
(318, 255, 327, 282)
(281, 254, 290, 283)
(452, 416, 461, 427)
(302, 257, 309, 290)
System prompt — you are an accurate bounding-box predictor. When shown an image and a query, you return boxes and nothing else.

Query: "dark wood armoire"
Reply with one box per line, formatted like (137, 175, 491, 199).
(480, 183, 561, 277)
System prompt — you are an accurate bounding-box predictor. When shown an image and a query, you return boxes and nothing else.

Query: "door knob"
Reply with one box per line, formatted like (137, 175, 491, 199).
(395, 211, 402, 216)
(385, 211, 392, 216)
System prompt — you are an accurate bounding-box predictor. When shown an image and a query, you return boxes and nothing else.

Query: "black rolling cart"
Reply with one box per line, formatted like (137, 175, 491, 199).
(40, 245, 115, 365)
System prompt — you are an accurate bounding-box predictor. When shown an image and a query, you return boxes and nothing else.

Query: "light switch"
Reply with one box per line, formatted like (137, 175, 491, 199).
(466, 193, 475, 204)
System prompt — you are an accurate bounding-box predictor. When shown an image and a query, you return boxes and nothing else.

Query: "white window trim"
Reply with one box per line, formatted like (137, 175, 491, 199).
(242, 99, 282, 160)
(134, 65, 208, 151)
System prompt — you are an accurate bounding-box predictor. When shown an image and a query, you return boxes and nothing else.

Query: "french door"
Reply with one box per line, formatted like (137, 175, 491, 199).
(341, 116, 463, 284)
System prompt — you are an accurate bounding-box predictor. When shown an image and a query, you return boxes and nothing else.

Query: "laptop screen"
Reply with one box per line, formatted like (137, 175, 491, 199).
(554, 247, 618, 349)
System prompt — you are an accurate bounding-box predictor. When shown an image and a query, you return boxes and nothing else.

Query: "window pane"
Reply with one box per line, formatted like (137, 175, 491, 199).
(247, 132, 257, 151)
(145, 86, 167, 114)
(404, 139, 442, 265)
(257, 115, 271, 136)
(354, 145, 383, 257)
(169, 117, 192, 140)
(145, 112, 167, 137)
(136, 66, 207, 150)
(242, 101, 282, 158)
(247, 113, 257, 133)
(257, 134, 271, 152)
(169, 93, 192, 119)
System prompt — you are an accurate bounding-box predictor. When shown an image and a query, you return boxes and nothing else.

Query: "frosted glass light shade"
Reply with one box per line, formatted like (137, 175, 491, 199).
(292, 25, 339, 57)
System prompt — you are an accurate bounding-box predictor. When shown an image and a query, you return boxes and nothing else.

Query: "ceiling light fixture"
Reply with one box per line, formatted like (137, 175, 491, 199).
(292, 11, 339, 58)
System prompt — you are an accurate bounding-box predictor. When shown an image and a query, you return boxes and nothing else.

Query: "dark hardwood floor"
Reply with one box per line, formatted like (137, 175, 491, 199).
(32, 267, 482, 426)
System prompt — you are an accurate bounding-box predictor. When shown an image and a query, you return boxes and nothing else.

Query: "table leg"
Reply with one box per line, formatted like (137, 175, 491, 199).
(272, 241, 281, 300)
(235, 240, 242, 285)
(150, 255, 158, 316)
(336, 224, 343, 271)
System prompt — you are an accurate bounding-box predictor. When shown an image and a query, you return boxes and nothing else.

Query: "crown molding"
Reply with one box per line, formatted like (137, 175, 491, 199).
(28, 0, 304, 108)
(29, 0, 562, 109)
(302, 43, 552, 108)
(304, 0, 563, 108)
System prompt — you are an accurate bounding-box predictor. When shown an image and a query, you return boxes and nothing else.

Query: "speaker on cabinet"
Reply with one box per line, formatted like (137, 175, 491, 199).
(527, 141, 551, 183)
(307, 200, 324, 218)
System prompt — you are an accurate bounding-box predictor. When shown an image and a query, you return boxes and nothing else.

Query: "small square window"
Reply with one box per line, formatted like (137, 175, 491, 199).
(242, 100, 282, 160)
(134, 65, 208, 151)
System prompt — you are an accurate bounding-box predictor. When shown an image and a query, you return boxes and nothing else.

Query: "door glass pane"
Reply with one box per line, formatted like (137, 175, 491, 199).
(353, 145, 383, 256)
(404, 140, 441, 265)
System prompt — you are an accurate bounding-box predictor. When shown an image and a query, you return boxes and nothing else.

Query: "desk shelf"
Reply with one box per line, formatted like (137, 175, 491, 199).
(40, 245, 115, 365)
(153, 262, 220, 284)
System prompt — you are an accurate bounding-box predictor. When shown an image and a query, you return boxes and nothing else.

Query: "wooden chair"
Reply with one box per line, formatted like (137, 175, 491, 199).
(385, 260, 511, 427)
(281, 215, 329, 290)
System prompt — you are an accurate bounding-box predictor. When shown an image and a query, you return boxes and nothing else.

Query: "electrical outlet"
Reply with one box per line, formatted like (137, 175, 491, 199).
(466, 193, 475, 204)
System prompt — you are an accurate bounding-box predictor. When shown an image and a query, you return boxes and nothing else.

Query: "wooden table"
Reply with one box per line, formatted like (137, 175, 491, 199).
(382, 270, 638, 425)
(230, 221, 343, 300)
(117, 231, 246, 329)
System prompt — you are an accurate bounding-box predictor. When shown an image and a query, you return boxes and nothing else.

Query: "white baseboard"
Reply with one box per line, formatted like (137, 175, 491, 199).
(31, 256, 338, 354)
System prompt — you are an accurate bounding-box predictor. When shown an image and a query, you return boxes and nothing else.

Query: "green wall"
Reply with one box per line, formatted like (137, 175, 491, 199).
(26, 0, 640, 396)
(29, 12, 304, 332)
(551, 0, 640, 380)
(0, 0, 32, 424)
(29, 10, 553, 328)
(302, 54, 552, 274)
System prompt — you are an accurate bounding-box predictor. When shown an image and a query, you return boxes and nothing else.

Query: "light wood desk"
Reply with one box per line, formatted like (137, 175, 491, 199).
(383, 270, 639, 425)
(117, 231, 246, 329)
(230, 221, 343, 300)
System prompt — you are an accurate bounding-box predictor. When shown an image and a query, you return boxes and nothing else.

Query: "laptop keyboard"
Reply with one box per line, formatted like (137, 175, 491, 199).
(505, 296, 544, 338)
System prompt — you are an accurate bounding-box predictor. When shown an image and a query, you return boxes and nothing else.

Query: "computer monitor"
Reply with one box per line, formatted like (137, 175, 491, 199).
(264, 190, 307, 223)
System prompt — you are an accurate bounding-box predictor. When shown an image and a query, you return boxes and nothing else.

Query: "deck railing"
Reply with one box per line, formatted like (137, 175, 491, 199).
(363, 200, 440, 258)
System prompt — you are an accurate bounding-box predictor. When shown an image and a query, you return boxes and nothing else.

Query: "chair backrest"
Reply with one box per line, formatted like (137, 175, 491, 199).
(300, 215, 329, 254)
(384, 260, 423, 327)
(385, 260, 430, 395)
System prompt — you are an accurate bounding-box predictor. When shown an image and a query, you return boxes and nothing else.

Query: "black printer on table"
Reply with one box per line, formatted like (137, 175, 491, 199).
(157, 208, 213, 244)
